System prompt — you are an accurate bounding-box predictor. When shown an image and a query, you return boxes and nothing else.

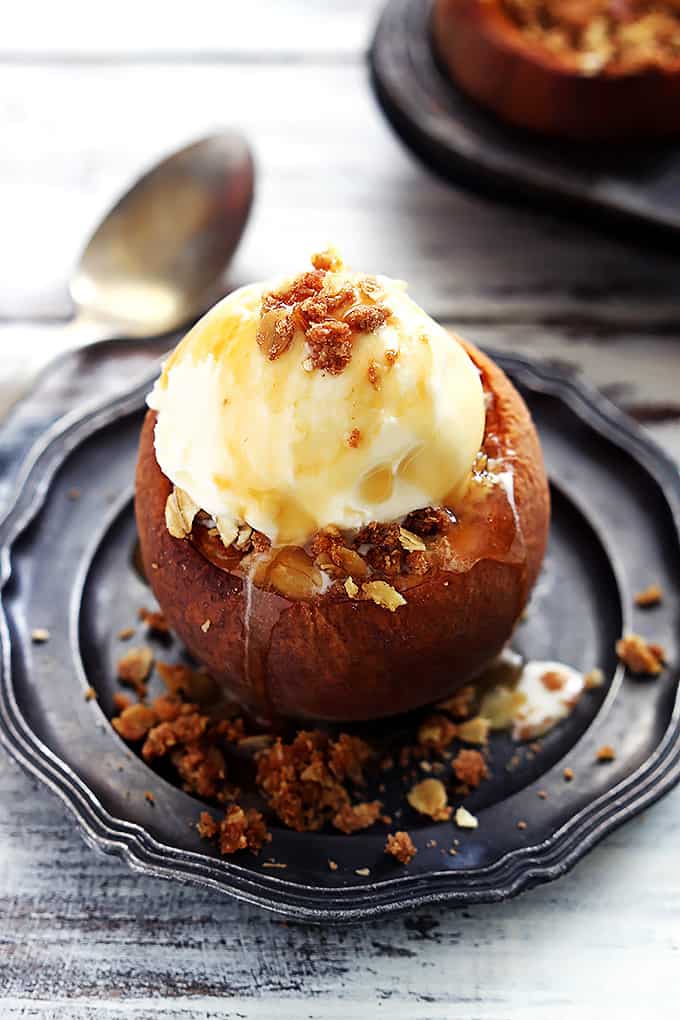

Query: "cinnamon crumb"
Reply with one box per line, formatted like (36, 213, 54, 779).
(563, 767, 575, 781)
(344, 304, 389, 333)
(144, 791, 155, 805)
(385, 831, 417, 864)
(596, 744, 616, 762)
(616, 633, 665, 676)
(516, 819, 527, 830)
(452, 749, 488, 788)
(305, 319, 354, 374)
(138, 607, 169, 634)
(112, 703, 158, 742)
(328, 858, 339, 871)
(634, 583, 663, 608)
(311, 248, 343, 271)
(541, 670, 565, 691)
(113, 692, 131, 712)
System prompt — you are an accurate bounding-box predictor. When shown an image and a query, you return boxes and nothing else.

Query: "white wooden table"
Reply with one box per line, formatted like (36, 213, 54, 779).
(2, 3, 680, 1016)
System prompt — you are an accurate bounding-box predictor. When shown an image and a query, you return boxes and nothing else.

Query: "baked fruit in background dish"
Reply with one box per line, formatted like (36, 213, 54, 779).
(432, 0, 680, 141)
(135, 250, 550, 723)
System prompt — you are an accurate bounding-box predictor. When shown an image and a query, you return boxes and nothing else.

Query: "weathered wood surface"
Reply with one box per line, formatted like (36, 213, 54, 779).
(2, 2, 680, 1017)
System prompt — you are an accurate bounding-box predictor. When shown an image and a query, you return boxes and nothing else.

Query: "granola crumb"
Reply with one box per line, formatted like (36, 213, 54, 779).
(563, 767, 575, 782)
(596, 744, 616, 762)
(84, 686, 97, 702)
(113, 692, 132, 712)
(417, 713, 457, 751)
(635, 583, 663, 608)
(144, 790, 155, 805)
(344, 576, 359, 599)
(328, 859, 339, 871)
(457, 716, 491, 746)
(407, 778, 451, 821)
(454, 806, 479, 830)
(584, 667, 604, 689)
(616, 633, 665, 676)
(362, 580, 406, 612)
(385, 830, 417, 864)
(117, 646, 154, 698)
(516, 819, 527, 830)
(201, 619, 211, 633)
(537, 789, 548, 800)
(398, 527, 426, 553)
(31, 628, 50, 644)
(112, 703, 158, 742)
(452, 749, 489, 788)
(117, 626, 135, 641)
(355, 867, 371, 877)
(138, 607, 170, 634)
(347, 427, 362, 448)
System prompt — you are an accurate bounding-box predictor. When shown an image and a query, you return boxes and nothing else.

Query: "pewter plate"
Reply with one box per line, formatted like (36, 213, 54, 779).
(371, 0, 680, 242)
(0, 351, 679, 923)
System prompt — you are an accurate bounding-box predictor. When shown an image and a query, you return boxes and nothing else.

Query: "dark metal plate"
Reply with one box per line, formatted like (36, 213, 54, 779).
(1, 351, 679, 923)
(370, 0, 680, 243)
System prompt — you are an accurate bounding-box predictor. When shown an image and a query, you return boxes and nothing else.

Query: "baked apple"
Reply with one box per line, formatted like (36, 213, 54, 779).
(432, 0, 680, 140)
(135, 250, 549, 722)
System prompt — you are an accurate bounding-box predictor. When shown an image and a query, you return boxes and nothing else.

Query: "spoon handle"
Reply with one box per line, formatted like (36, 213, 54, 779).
(0, 315, 118, 422)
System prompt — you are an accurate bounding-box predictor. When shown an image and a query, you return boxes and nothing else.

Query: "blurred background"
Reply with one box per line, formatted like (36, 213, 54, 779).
(2, 0, 679, 461)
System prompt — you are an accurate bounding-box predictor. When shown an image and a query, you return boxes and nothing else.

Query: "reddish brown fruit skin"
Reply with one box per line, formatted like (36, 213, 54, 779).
(432, 0, 680, 141)
(135, 339, 550, 722)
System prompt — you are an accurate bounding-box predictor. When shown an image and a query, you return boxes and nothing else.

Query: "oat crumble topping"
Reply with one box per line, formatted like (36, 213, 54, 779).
(256, 252, 391, 375)
(634, 583, 664, 607)
(616, 632, 665, 675)
(503, 0, 680, 74)
(385, 831, 417, 864)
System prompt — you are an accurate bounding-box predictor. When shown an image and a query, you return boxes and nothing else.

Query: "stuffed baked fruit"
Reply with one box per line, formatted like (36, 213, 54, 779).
(135, 251, 550, 722)
(432, 0, 680, 141)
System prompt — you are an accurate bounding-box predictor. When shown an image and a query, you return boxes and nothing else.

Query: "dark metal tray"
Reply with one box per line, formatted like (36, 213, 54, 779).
(370, 0, 680, 242)
(1, 350, 679, 923)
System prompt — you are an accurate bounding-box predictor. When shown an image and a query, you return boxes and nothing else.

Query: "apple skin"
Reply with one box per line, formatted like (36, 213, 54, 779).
(134, 339, 549, 723)
(432, 0, 680, 141)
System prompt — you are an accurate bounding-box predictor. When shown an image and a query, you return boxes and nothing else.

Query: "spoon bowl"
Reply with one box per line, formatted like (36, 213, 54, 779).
(70, 132, 254, 336)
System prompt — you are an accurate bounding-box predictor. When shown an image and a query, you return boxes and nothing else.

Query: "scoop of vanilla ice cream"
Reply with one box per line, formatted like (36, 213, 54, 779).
(147, 262, 485, 546)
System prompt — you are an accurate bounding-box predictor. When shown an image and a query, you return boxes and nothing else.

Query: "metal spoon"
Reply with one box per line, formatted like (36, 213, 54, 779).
(9, 132, 254, 408)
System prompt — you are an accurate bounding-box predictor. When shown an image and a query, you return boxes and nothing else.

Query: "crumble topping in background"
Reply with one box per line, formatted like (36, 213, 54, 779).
(503, 0, 680, 74)
(256, 250, 391, 374)
(105, 605, 670, 866)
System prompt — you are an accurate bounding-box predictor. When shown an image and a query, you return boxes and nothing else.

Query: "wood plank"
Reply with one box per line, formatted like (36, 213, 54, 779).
(2, 64, 680, 323)
(0, 1, 385, 59)
(1, 752, 679, 1017)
